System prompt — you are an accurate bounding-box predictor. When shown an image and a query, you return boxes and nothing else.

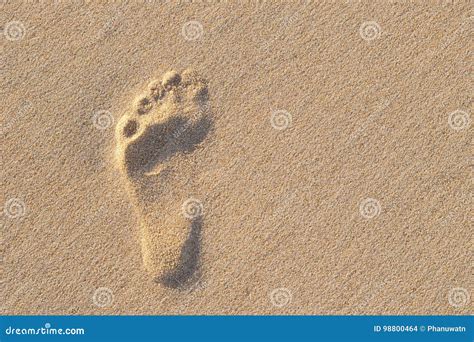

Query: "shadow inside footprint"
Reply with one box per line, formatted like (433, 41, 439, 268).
(125, 114, 212, 177)
(158, 217, 202, 289)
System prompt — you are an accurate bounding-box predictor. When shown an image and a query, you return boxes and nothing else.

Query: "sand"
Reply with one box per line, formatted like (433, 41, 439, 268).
(1, 1, 472, 315)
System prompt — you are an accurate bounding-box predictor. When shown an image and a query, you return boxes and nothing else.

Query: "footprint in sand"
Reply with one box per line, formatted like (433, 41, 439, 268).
(115, 69, 212, 287)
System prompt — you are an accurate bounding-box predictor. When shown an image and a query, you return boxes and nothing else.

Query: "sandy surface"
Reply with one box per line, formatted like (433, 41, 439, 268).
(1, 1, 472, 315)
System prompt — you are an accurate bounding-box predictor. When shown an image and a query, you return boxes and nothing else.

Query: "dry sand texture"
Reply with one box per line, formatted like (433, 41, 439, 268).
(1, 1, 472, 315)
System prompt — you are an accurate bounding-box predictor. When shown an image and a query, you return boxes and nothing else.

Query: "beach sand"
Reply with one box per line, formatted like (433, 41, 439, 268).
(1, 1, 472, 315)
